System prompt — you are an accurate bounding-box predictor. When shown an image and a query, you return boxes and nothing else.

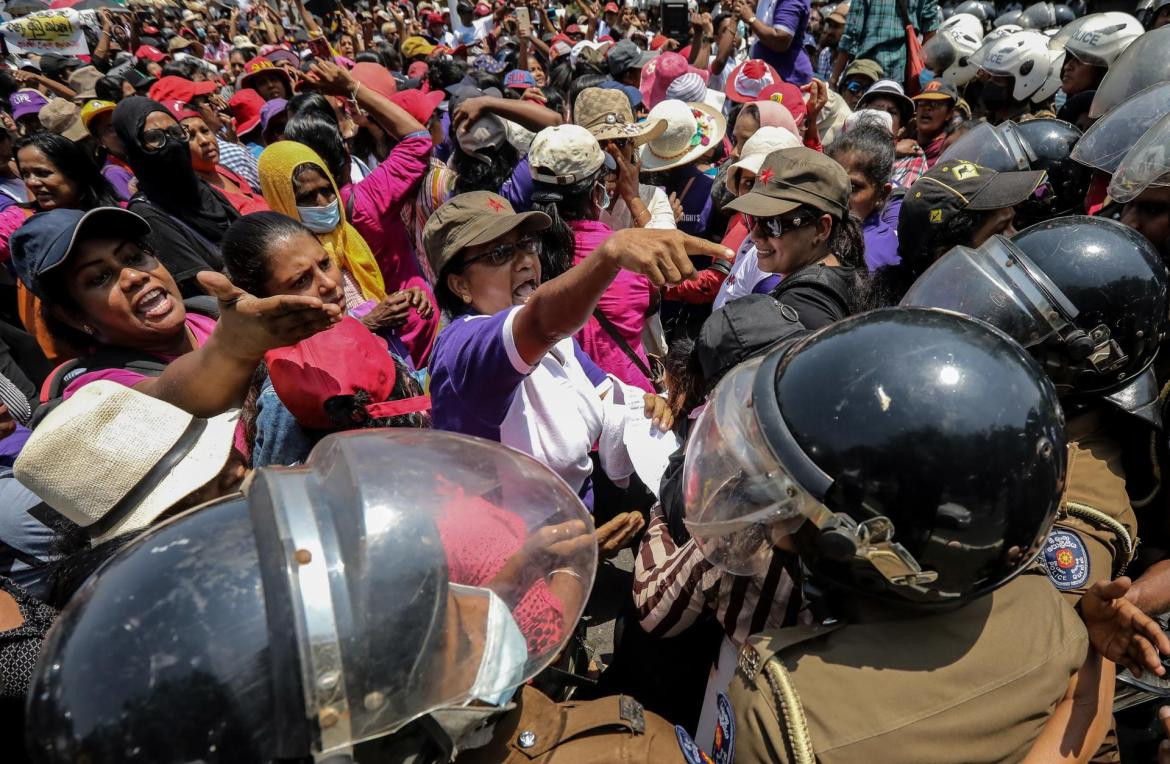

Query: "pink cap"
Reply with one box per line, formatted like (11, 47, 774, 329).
(639, 52, 707, 110)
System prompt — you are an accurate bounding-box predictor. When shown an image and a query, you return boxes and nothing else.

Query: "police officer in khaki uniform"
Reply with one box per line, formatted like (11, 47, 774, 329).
(904, 215, 1170, 606)
(682, 308, 1088, 762)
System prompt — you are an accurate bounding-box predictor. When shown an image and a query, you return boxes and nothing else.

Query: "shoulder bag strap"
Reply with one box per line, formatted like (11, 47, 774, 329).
(591, 308, 660, 390)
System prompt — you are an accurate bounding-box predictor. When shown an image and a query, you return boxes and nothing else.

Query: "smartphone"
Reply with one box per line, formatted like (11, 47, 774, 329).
(516, 6, 531, 37)
(308, 35, 332, 59)
(661, 0, 690, 42)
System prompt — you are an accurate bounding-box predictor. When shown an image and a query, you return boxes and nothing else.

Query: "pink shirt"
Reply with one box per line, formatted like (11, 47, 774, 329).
(570, 219, 655, 392)
(340, 131, 439, 368)
(61, 312, 217, 399)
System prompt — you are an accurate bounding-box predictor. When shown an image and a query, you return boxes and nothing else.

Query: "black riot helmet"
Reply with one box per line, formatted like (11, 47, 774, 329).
(903, 216, 1170, 425)
(682, 308, 1067, 609)
(1053, 3, 1075, 24)
(939, 118, 1088, 222)
(27, 430, 597, 764)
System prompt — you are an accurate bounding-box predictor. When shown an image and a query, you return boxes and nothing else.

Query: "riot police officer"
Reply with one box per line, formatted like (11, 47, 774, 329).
(683, 308, 1092, 762)
(903, 216, 1170, 605)
(25, 430, 683, 764)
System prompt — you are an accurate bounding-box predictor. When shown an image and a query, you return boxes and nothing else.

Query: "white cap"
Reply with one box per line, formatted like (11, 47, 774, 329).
(725, 126, 802, 193)
(528, 124, 607, 185)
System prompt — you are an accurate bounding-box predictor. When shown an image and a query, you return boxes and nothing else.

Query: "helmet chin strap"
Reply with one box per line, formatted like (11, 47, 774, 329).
(816, 514, 940, 589)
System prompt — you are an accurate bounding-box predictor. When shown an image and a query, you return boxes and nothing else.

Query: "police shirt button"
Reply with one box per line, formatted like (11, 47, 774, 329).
(518, 730, 537, 749)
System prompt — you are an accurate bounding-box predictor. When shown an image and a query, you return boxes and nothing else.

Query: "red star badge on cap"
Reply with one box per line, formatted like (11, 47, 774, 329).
(758, 168, 774, 185)
(487, 197, 504, 212)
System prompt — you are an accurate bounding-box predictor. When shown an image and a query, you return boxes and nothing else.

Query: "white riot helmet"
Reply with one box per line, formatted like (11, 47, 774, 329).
(979, 29, 1065, 103)
(926, 14, 985, 86)
(1057, 12, 1143, 68)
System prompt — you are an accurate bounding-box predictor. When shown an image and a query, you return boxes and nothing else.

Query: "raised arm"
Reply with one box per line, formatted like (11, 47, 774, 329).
(512, 228, 732, 365)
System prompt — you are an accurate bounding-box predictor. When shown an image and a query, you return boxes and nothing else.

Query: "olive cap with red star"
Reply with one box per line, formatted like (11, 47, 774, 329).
(725, 146, 850, 219)
(423, 191, 552, 276)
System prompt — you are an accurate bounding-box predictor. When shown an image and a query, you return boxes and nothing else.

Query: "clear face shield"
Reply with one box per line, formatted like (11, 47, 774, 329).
(681, 356, 831, 576)
(939, 121, 1034, 170)
(1108, 110, 1170, 203)
(900, 236, 1129, 392)
(249, 429, 598, 761)
(1089, 26, 1170, 119)
(1072, 81, 1170, 174)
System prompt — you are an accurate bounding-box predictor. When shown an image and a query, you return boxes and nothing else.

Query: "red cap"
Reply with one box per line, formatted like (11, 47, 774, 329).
(725, 59, 782, 104)
(228, 88, 265, 135)
(650, 34, 670, 50)
(390, 88, 443, 124)
(474, 2, 490, 15)
(166, 102, 201, 122)
(604, 2, 620, 12)
(265, 316, 430, 430)
(351, 62, 397, 99)
(147, 75, 217, 107)
(142, 24, 159, 35)
(425, 11, 444, 24)
(134, 44, 168, 63)
(757, 81, 807, 124)
(239, 56, 294, 93)
(565, 23, 581, 33)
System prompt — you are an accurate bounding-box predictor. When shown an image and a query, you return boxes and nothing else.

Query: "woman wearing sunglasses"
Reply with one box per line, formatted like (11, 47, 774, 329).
(112, 97, 239, 298)
(725, 145, 870, 328)
(425, 190, 732, 514)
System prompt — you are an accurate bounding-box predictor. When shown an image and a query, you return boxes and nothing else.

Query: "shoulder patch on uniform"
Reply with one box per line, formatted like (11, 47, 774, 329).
(675, 725, 715, 764)
(712, 693, 736, 764)
(1043, 529, 1090, 590)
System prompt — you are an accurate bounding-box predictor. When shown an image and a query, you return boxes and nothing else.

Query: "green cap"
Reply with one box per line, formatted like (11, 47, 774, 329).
(725, 146, 850, 219)
(843, 58, 883, 85)
(423, 191, 551, 276)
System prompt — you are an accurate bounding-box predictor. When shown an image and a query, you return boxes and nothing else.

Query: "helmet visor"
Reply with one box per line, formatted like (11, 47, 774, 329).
(1108, 110, 1170, 203)
(682, 356, 826, 575)
(1090, 26, 1170, 118)
(1074, 82, 1170, 173)
(939, 121, 1032, 171)
(253, 430, 597, 756)
(900, 237, 1076, 349)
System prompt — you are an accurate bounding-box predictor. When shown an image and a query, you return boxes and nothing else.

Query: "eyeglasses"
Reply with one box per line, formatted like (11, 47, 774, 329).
(460, 234, 542, 268)
(745, 212, 813, 238)
(141, 124, 191, 151)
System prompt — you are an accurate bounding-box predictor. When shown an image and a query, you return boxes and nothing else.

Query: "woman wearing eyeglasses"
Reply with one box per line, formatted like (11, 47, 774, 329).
(425, 190, 732, 512)
(725, 145, 870, 328)
(111, 97, 239, 298)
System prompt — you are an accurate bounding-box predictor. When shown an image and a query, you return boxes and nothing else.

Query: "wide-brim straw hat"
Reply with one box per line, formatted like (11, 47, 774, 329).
(639, 99, 727, 173)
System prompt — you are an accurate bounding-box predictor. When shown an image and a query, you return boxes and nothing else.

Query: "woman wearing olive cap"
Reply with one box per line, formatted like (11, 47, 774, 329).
(725, 145, 870, 328)
(425, 191, 732, 549)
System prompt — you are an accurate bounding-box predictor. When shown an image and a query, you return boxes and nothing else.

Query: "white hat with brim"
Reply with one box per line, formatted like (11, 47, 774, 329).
(14, 381, 239, 546)
(725, 126, 802, 193)
(639, 99, 727, 173)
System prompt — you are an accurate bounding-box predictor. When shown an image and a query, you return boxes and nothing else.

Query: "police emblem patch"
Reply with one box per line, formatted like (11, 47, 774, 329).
(675, 725, 715, 764)
(1043, 529, 1090, 590)
(712, 693, 736, 764)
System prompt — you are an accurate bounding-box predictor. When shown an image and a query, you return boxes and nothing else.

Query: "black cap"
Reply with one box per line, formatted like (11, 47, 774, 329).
(122, 68, 157, 91)
(607, 39, 656, 78)
(911, 80, 960, 104)
(898, 160, 1047, 258)
(39, 52, 83, 80)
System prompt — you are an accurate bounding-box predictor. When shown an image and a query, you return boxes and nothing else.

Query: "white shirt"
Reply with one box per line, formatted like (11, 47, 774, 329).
(714, 240, 774, 309)
(601, 184, 677, 231)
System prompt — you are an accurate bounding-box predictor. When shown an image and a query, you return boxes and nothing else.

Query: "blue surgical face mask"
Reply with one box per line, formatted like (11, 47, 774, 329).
(461, 586, 529, 707)
(297, 199, 340, 233)
(596, 180, 612, 211)
(737, 20, 747, 38)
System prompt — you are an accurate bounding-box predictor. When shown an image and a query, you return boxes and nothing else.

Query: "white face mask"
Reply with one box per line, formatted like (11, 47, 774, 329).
(454, 585, 529, 707)
(296, 199, 341, 233)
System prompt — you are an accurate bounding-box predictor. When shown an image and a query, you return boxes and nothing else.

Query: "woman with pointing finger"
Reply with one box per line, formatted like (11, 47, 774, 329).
(425, 190, 732, 516)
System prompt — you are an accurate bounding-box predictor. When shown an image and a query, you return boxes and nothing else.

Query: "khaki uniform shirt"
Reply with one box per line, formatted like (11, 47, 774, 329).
(1042, 410, 1137, 604)
(729, 572, 1087, 763)
(456, 686, 684, 763)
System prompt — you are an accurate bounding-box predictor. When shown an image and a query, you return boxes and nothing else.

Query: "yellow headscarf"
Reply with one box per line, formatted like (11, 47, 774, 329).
(258, 141, 387, 301)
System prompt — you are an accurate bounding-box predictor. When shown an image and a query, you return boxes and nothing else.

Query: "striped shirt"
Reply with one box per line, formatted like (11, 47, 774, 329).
(216, 137, 261, 193)
(633, 508, 808, 645)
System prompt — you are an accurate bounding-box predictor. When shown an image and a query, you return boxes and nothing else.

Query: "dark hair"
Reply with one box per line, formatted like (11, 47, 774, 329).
(286, 92, 339, 124)
(160, 61, 197, 79)
(14, 132, 120, 211)
(221, 211, 316, 296)
(377, 43, 404, 73)
(826, 124, 895, 190)
(451, 141, 520, 197)
(283, 114, 349, 186)
(871, 208, 985, 305)
(427, 57, 468, 92)
(95, 75, 124, 103)
(322, 378, 430, 430)
(529, 171, 601, 281)
(466, 70, 503, 91)
(354, 51, 381, 64)
(569, 74, 608, 118)
(663, 335, 701, 428)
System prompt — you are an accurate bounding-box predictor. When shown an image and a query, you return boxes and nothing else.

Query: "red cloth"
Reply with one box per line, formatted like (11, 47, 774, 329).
(212, 165, 270, 215)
